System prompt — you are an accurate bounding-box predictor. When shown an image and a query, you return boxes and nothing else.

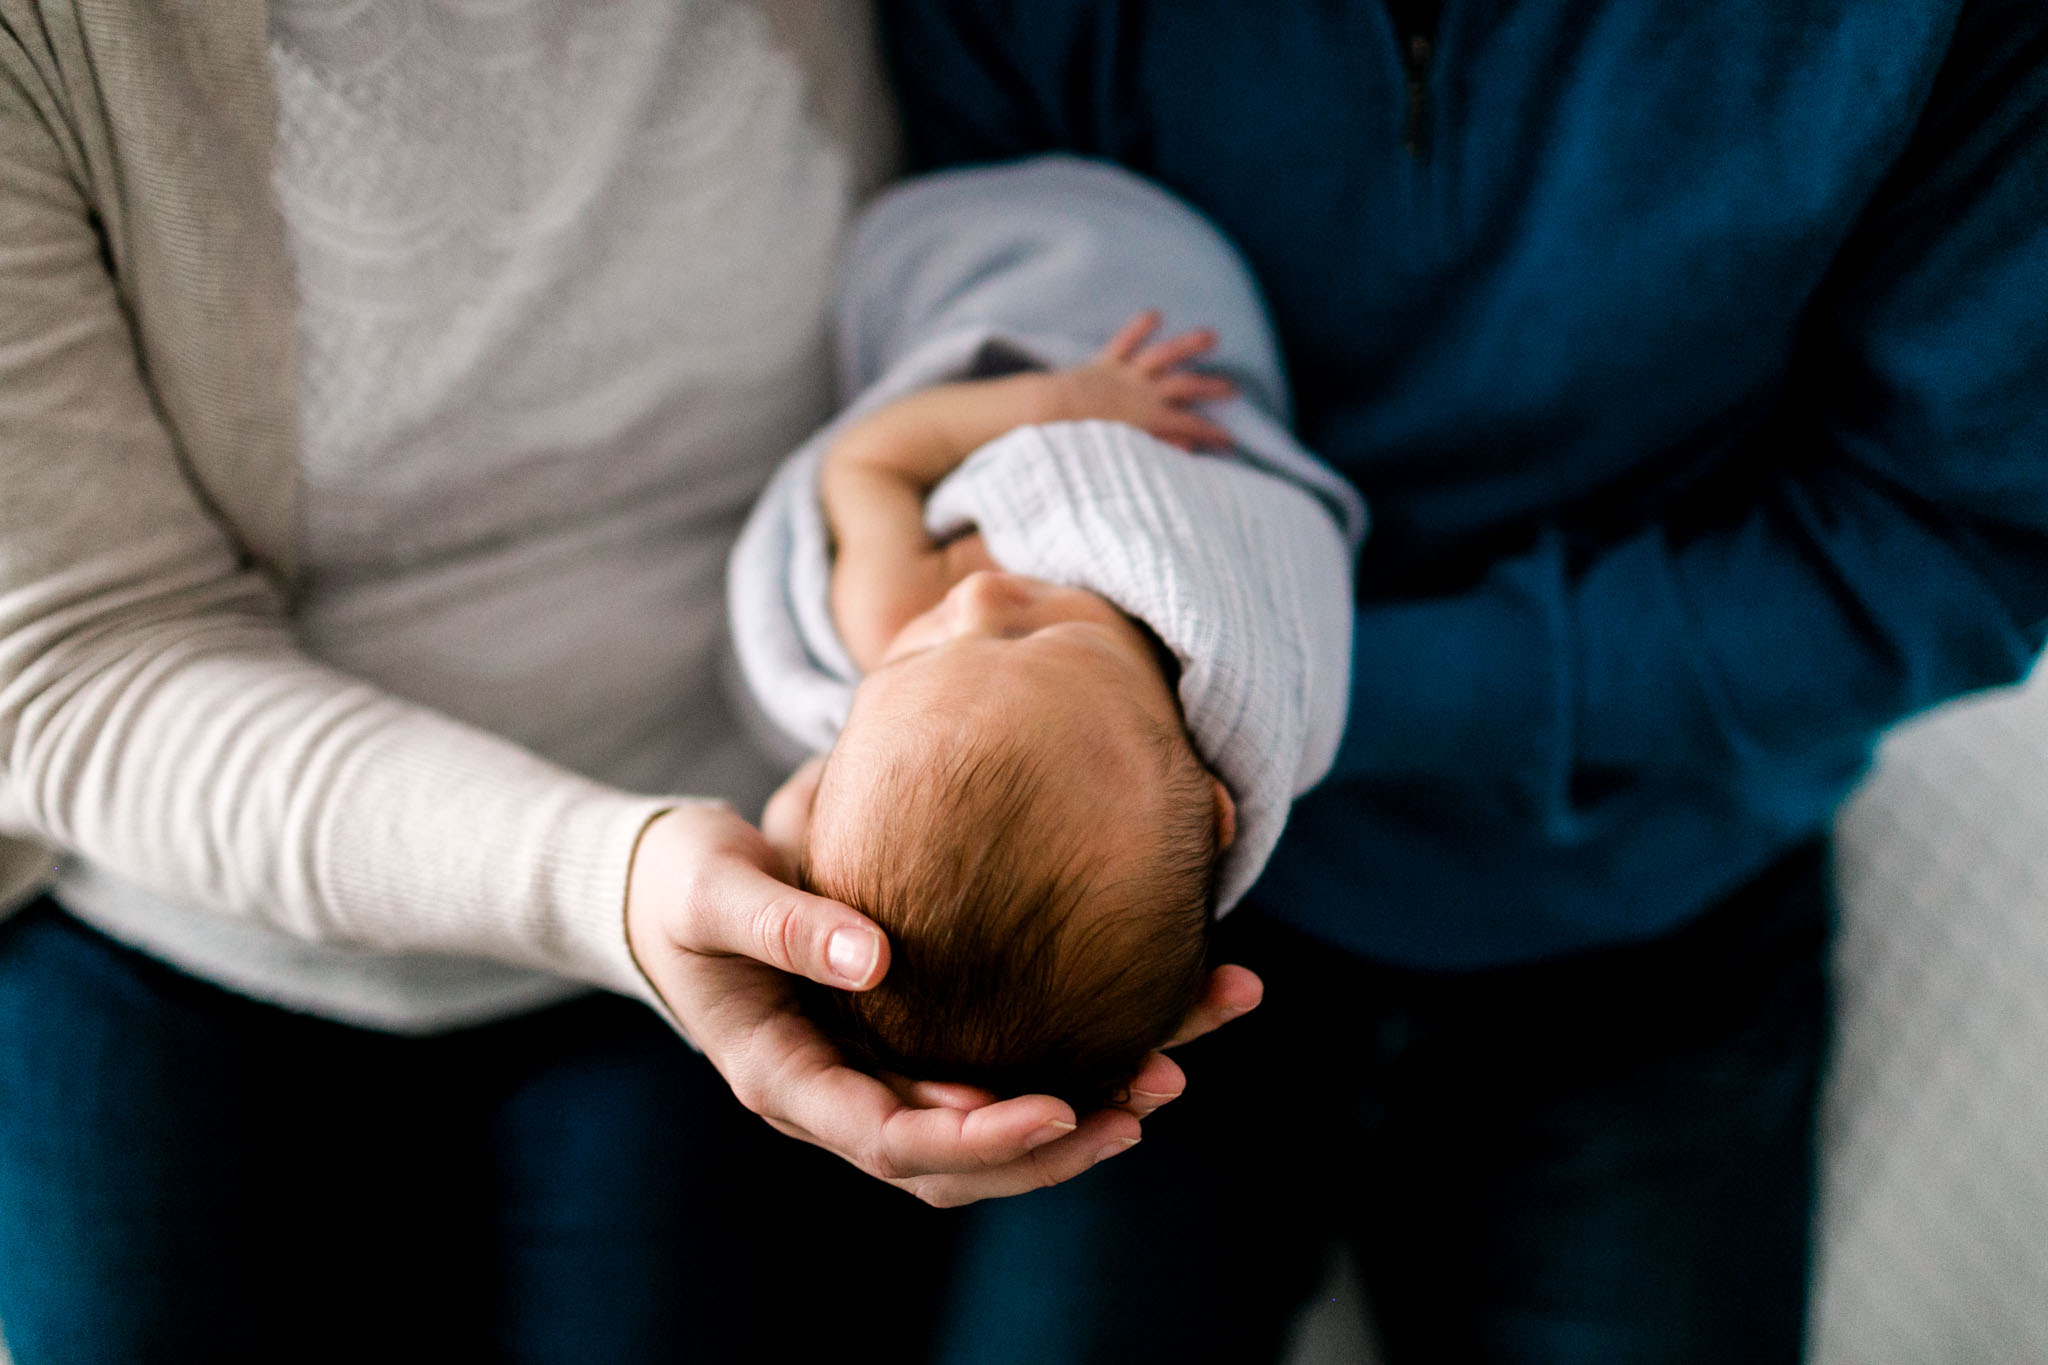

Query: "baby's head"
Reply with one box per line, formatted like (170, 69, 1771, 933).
(783, 570, 1235, 1108)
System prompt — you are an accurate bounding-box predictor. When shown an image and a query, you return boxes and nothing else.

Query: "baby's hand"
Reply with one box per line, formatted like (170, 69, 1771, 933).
(1048, 310, 1239, 451)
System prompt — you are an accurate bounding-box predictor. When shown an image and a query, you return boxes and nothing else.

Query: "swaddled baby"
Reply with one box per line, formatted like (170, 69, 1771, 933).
(773, 313, 1240, 1108)
(731, 156, 1361, 1110)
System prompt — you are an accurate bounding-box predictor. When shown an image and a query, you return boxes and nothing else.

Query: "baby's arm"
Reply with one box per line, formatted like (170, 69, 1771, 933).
(822, 311, 1237, 668)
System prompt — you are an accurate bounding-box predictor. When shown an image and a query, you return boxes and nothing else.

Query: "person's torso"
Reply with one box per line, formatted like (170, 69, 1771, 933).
(58, 0, 873, 1028)
(904, 0, 1965, 964)
(1053, 0, 1949, 598)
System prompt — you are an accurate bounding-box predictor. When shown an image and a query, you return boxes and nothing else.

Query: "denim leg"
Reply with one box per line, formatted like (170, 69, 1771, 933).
(1355, 844, 1833, 1365)
(0, 901, 778, 1365)
(924, 843, 1831, 1365)
(0, 902, 446, 1363)
(925, 910, 1385, 1365)
(462, 994, 773, 1365)
(928, 1144, 1321, 1365)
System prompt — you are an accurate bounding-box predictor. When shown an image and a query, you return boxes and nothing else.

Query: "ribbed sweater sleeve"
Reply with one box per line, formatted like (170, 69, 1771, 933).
(0, 33, 669, 1005)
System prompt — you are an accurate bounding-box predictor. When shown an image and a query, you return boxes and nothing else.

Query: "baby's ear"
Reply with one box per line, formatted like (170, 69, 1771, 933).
(762, 754, 828, 864)
(1211, 777, 1238, 851)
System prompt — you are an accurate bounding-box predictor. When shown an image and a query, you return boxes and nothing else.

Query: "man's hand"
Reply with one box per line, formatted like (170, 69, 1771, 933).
(1046, 309, 1240, 451)
(625, 794, 1261, 1205)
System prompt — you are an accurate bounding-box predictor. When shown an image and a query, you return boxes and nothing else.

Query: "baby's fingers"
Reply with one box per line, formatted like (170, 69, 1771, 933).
(1099, 309, 1164, 363)
(1135, 325, 1219, 376)
(1153, 411, 1239, 453)
(1159, 372, 1239, 404)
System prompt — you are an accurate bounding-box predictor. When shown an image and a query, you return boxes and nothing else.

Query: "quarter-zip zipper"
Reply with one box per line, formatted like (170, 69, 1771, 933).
(1402, 30, 1434, 155)
(1388, 0, 1442, 157)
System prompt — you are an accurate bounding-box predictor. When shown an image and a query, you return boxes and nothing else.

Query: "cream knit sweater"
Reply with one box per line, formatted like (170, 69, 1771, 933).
(0, 0, 894, 1023)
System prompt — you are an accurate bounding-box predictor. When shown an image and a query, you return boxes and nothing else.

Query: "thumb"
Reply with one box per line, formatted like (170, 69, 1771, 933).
(693, 853, 890, 991)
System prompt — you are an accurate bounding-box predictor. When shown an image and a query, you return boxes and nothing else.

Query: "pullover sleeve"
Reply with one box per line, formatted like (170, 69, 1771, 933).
(882, 0, 2048, 840)
(0, 42, 669, 1003)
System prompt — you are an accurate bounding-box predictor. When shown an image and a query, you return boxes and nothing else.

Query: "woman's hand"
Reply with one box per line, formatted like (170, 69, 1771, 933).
(905, 961, 1266, 1122)
(623, 798, 1138, 1205)
(624, 783, 1262, 1206)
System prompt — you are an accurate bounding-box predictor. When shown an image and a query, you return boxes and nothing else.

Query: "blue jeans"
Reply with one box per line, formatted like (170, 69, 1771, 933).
(0, 901, 777, 1365)
(927, 840, 1834, 1365)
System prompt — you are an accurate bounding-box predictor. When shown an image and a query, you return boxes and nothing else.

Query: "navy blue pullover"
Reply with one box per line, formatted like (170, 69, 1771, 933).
(882, 0, 2048, 967)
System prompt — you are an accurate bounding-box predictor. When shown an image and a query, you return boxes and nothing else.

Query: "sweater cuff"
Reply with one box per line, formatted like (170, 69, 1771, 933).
(522, 791, 678, 1008)
(312, 713, 679, 1009)
(1337, 537, 1570, 818)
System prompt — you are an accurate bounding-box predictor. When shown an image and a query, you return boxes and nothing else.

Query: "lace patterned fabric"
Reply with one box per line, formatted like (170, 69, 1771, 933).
(269, 0, 845, 576)
(264, 0, 846, 796)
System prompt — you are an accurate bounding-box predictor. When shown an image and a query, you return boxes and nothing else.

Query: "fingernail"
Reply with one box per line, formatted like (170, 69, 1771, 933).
(1094, 1137, 1141, 1164)
(1025, 1119, 1077, 1150)
(827, 928, 878, 985)
(1129, 1088, 1176, 1103)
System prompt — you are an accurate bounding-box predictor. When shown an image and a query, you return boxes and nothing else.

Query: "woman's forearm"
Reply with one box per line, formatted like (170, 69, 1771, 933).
(0, 62, 668, 997)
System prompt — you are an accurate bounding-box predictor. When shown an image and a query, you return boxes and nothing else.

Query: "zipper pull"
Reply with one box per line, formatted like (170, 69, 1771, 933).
(1403, 31, 1434, 157)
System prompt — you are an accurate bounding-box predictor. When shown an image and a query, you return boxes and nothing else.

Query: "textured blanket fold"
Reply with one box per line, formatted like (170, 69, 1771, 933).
(728, 157, 1364, 911)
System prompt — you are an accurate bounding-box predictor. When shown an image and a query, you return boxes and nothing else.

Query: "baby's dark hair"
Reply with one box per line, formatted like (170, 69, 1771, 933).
(799, 717, 1220, 1110)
